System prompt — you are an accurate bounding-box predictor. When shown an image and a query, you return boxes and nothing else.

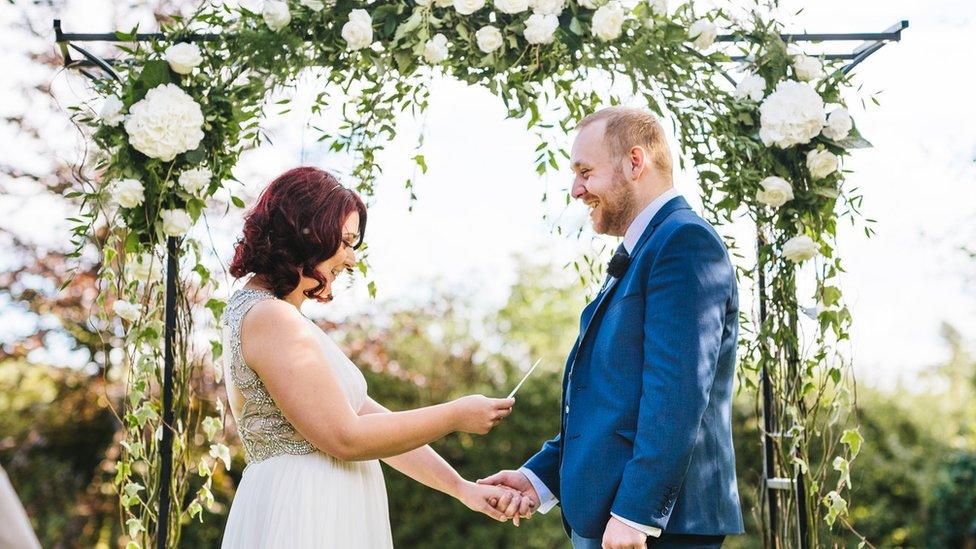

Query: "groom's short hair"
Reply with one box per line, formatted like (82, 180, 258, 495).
(578, 107, 673, 177)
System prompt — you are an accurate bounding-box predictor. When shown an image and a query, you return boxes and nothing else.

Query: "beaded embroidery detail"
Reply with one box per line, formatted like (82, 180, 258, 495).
(220, 288, 316, 464)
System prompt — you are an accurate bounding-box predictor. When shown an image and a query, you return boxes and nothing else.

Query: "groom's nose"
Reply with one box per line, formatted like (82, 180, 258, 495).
(571, 178, 586, 200)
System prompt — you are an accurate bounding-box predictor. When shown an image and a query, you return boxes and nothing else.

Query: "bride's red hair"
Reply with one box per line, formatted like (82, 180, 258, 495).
(229, 167, 366, 302)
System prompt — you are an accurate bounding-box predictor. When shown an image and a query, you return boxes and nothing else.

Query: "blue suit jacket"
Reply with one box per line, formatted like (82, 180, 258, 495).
(523, 196, 744, 538)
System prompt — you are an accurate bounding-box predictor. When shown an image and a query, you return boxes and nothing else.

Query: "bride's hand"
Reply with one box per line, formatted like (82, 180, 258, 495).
(449, 395, 515, 435)
(455, 480, 525, 525)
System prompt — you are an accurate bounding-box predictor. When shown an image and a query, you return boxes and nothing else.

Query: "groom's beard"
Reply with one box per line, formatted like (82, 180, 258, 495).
(594, 170, 640, 236)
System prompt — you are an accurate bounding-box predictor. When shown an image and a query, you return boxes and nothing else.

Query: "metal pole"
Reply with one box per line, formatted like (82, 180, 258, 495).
(756, 232, 780, 548)
(157, 236, 178, 549)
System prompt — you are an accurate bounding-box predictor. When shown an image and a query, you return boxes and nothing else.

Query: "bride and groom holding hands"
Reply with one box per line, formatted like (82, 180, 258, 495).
(218, 106, 744, 548)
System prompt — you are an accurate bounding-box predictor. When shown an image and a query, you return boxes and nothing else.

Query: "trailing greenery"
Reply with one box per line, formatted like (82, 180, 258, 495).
(66, 0, 878, 545)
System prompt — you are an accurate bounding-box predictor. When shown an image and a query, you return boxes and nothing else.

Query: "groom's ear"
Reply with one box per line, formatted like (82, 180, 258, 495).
(629, 145, 649, 180)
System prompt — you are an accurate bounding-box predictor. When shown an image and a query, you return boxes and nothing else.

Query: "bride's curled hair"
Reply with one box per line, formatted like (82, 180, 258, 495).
(229, 167, 366, 302)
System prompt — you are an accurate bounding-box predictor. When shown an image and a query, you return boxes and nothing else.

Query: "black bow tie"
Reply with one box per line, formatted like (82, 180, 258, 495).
(607, 244, 631, 279)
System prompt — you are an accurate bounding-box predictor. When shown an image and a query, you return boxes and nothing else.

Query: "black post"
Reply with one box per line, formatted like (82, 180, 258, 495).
(756, 233, 780, 548)
(157, 236, 178, 549)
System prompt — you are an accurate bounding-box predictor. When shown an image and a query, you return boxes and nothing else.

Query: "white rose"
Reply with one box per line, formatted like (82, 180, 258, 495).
(124, 83, 205, 161)
(688, 19, 717, 50)
(113, 299, 142, 322)
(756, 176, 794, 207)
(495, 0, 530, 14)
(758, 80, 826, 149)
(821, 107, 852, 141)
(524, 13, 559, 44)
(734, 73, 766, 102)
(179, 167, 212, 194)
(577, 0, 604, 8)
(342, 9, 374, 50)
(100, 96, 125, 126)
(423, 34, 450, 64)
(299, 0, 325, 10)
(161, 209, 192, 237)
(648, 0, 667, 16)
(434, 0, 453, 6)
(475, 26, 504, 53)
(792, 54, 824, 82)
(111, 178, 145, 209)
(531, 0, 565, 15)
(782, 235, 818, 263)
(454, 0, 485, 14)
(416, 0, 431, 5)
(806, 148, 838, 180)
(128, 253, 163, 283)
(263, 1, 292, 31)
(591, 3, 625, 41)
(164, 43, 202, 75)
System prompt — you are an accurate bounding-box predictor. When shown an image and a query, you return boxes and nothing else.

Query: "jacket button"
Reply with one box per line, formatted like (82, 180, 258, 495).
(565, 405, 569, 413)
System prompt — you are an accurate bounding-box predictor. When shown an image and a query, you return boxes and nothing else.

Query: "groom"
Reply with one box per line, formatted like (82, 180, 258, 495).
(480, 107, 744, 548)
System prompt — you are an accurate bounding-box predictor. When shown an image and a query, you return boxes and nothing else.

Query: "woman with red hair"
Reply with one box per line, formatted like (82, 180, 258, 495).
(219, 167, 526, 548)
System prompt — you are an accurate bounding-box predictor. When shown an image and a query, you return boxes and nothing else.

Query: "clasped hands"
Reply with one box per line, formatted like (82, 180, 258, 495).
(472, 470, 649, 549)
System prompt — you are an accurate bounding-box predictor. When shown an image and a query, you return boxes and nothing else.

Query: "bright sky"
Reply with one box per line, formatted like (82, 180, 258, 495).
(2, 0, 974, 387)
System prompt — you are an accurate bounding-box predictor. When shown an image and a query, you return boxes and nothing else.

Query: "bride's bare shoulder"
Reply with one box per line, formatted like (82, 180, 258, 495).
(240, 299, 315, 349)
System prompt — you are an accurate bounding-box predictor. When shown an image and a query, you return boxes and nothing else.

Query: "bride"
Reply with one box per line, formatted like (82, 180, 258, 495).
(219, 167, 530, 548)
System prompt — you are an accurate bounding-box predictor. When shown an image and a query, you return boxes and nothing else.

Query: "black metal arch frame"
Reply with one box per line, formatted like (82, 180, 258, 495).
(52, 17, 908, 549)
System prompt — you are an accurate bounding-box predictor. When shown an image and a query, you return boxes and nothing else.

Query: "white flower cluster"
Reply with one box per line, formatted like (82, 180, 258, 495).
(123, 83, 205, 161)
(179, 167, 212, 195)
(455, 0, 486, 15)
(342, 10, 374, 50)
(758, 80, 825, 149)
(734, 74, 765, 102)
(161, 209, 192, 237)
(592, 4, 625, 41)
(423, 34, 450, 64)
(821, 107, 852, 141)
(263, 1, 292, 31)
(476, 26, 504, 53)
(756, 176, 794, 208)
(495, 0, 529, 14)
(524, 13, 559, 44)
(100, 96, 125, 126)
(688, 19, 717, 50)
(782, 235, 818, 262)
(128, 252, 164, 283)
(164, 43, 202, 75)
(111, 178, 145, 209)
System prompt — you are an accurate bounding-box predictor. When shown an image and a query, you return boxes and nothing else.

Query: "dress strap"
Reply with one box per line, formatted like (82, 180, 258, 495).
(221, 288, 277, 389)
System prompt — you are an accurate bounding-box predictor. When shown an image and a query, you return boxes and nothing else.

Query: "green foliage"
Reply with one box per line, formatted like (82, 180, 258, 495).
(927, 452, 976, 548)
(67, 1, 877, 545)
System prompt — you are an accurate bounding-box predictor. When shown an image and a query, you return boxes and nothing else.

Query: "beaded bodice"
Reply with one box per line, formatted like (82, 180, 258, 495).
(220, 288, 317, 464)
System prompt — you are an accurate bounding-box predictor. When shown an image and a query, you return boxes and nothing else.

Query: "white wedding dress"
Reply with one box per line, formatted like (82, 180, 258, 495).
(219, 287, 394, 548)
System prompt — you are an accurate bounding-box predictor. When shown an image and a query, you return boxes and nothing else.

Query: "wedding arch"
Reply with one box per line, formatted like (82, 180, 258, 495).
(54, 3, 906, 547)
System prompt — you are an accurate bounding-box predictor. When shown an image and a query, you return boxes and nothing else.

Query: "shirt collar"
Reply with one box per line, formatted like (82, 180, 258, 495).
(622, 187, 680, 254)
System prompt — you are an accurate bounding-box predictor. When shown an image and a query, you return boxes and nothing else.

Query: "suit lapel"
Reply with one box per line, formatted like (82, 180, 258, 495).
(566, 196, 692, 371)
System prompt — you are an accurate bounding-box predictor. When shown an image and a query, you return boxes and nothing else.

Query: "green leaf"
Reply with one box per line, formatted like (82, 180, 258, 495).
(821, 285, 842, 307)
(128, 59, 174, 105)
(841, 428, 863, 458)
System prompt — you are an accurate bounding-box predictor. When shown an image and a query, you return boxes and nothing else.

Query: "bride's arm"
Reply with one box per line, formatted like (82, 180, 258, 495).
(241, 300, 515, 463)
(360, 397, 526, 524)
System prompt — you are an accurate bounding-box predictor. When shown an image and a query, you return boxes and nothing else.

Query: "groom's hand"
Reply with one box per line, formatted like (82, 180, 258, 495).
(602, 516, 647, 549)
(477, 470, 539, 519)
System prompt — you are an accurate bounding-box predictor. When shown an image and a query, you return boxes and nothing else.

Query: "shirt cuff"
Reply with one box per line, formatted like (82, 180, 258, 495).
(518, 467, 559, 514)
(611, 513, 662, 538)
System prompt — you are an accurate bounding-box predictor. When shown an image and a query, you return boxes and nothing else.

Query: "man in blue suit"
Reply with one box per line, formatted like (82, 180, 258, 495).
(479, 107, 743, 548)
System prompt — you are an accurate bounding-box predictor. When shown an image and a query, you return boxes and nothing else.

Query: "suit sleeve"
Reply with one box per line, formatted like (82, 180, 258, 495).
(522, 433, 563, 501)
(609, 223, 732, 530)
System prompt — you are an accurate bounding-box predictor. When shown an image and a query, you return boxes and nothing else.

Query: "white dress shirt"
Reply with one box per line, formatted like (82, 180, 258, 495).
(519, 188, 682, 539)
